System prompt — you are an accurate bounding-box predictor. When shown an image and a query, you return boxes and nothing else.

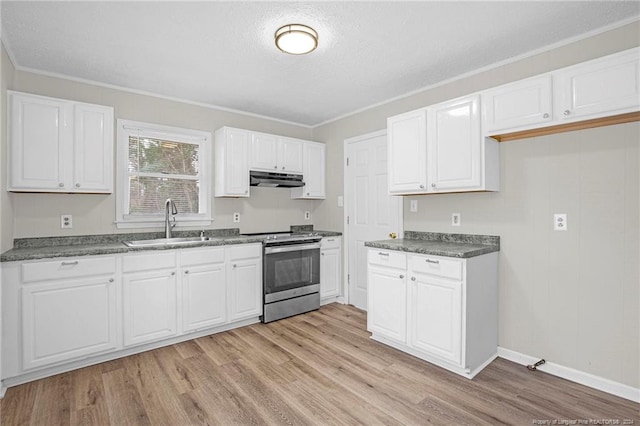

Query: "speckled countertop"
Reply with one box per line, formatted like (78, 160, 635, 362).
(1, 226, 342, 262)
(365, 231, 499, 258)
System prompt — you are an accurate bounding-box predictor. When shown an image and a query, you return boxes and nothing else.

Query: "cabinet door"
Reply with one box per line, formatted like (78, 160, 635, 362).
(367, 266, 407, 343)
(278, 137, 304, 173)
(409, 275, 462, 365)
(387, 109, 428, 194)
(123, 270, 178, 347)
(228, 258, 262, 321)
(482, 75, 553, 133)
(8, 92, 71, 191)
(555, 49, 640, 121)
(249, 132, 279, 171)
(292, 142, 326, 199)
(22, 277, 117, 370)
(428, 95, 482, 191)
(73, 103, 114, 193)
(215, 127, 249, 197)
(320, 239, 341, 299)
(182, 263, 227, 332)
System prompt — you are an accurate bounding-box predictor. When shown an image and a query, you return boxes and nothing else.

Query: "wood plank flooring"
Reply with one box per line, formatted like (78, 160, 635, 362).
(2, 303, 638, 425)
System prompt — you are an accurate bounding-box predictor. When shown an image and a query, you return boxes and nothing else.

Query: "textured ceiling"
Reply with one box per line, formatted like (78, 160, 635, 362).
(2, 1, 639, 127)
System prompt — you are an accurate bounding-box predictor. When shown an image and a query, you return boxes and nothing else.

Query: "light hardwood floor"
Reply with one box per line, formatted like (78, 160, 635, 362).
(1, 303, 638, 425)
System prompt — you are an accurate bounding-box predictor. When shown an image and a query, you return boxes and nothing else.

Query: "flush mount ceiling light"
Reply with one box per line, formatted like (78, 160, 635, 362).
(275, 24, 318, 55)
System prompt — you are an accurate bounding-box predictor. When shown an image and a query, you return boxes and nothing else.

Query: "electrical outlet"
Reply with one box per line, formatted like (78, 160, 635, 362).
(304, 211, 311, 220)
(451, 213, 461, 226)
(61, 214, 73, 229)
(233, 212, 240, 223)
(410, 200, 418, 213)
(554, 213, 567, 231)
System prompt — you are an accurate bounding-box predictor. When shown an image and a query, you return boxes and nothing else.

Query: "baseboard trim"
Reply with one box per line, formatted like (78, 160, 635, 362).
(497, 347, 640, 403)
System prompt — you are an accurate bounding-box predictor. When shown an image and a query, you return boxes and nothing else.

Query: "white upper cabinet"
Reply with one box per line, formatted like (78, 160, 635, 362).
(249, 133, 303, 174)
(387, 109, 428, 194)
(291, 141, 326, 199)
(388, 96, 499, 195)
(481, 75, 553, 134)
(214, 127, 250, 197)
(428, 95, 483, 192)
(555, 48, 640, 122)
(8, 91, 113, 193)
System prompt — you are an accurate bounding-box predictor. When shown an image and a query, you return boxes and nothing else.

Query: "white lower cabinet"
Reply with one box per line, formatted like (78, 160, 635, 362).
(367, 248, 498, 378)
(228, 244, 262, 322)
(320, 237, 341, 301)
(181, 248, 227, 332)
(122, 251, 178, 347)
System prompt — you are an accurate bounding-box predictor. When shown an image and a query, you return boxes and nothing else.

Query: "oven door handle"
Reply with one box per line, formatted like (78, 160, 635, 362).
(264, 242, 321, 254)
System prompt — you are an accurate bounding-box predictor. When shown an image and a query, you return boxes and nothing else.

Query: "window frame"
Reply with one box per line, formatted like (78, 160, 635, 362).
(115, 119, 212, 229)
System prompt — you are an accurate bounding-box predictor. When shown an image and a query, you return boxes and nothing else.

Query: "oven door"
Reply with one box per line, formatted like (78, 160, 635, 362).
(264, 242, 320, 303)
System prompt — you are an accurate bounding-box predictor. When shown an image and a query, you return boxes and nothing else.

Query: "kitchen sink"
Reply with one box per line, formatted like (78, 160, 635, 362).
(123, 236, 215, 248)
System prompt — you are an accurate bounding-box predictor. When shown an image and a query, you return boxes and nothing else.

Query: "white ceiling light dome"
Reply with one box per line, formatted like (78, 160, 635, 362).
(275, 24, 318, 55)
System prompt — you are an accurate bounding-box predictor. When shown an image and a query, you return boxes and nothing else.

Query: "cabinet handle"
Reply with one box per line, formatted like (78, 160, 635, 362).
(327, 239, 334, 242)
(378, 252, 389, 256)
(75, 183, 80, 188)
(399, 274, 404, 279)
(563, 110, 570, 116)
(425, 259, 439, 264)
(61, 261, 79, 266)
(543, 113, 549, 119)
(419, 184, 424, 189)
(58, 183, 64, 188)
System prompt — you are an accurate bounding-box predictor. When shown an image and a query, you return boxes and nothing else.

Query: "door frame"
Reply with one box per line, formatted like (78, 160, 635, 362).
(342, 129, 404, 307)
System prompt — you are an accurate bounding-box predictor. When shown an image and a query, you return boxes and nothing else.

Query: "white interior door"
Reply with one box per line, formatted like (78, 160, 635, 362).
(345, 130, 403, 310)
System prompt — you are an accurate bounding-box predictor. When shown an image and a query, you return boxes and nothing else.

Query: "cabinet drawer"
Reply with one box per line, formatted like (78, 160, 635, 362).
(122, 251, 177, 273)
(22, 256, 116, 283)
(229, 243, 262, 260)
(181, 247, 225, 266)
(410, 255, 462, 280)
(321, 237, 341, 249)
(368, 249, 406, 269)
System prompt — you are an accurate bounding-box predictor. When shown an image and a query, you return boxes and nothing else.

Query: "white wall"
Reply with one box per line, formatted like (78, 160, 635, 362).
(1, 44, 15, 252)
(4, 66, 319, 244)
(312, 21, 640, 388)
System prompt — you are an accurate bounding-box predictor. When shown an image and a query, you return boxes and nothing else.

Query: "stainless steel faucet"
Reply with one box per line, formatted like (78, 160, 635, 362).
(164, 198, 178, 238)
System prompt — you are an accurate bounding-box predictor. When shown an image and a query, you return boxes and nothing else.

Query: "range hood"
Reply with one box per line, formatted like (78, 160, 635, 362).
(250, 170, 305, 188)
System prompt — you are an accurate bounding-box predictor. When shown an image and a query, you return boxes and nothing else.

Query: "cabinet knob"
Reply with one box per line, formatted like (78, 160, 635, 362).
(233, 264, 237, 268)
(75, 183, 80, 188)
(58, 183, 64, 187)
(563, 110, 570, 116)
(282, 166, 285, 170)
(307, 192, 310, 195)
(411, 277, 416, 281)
(419, 184, 424, 189)
(245, 190, 248, 194)
(543, 113, 549, 119)
(399, 274, 404, 279)
(274, 165, 278, 169)
(321, 253, 325, 256)
(109, 278, 114, 282)
(185, 270, 189, 274)
(431, 183, 436, 188)
(171, 272, 176, 276)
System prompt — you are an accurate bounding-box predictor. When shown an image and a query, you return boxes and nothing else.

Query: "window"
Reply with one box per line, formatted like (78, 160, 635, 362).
(116, 119, 211, 228)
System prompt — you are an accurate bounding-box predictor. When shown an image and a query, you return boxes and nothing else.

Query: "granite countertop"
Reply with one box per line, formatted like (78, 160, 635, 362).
(365, 231, 499, 259)
(1, 226, 342, 262)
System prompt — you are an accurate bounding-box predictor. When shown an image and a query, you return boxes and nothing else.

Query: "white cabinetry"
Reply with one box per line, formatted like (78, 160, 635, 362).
(481, 48, 640, 136)
(481, 75, 553, 134)
(388, 96, 498, 195)
(367, 248, 498, 378)
(555, 48, 640, 122)
(367, 250, 407, 343)
(249, 133, 303, 174)
(122, 251, 178, 347)
(8, 91, 113, 193)
(291, 141, 326, 199)
(18, 256, 117, 370)
(387, 109, 428, 194)
(181, 247, 227, 332)
(228, 244, 262, 321)
(214, 127, 250, 197)
(320, 237, 341, 301)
